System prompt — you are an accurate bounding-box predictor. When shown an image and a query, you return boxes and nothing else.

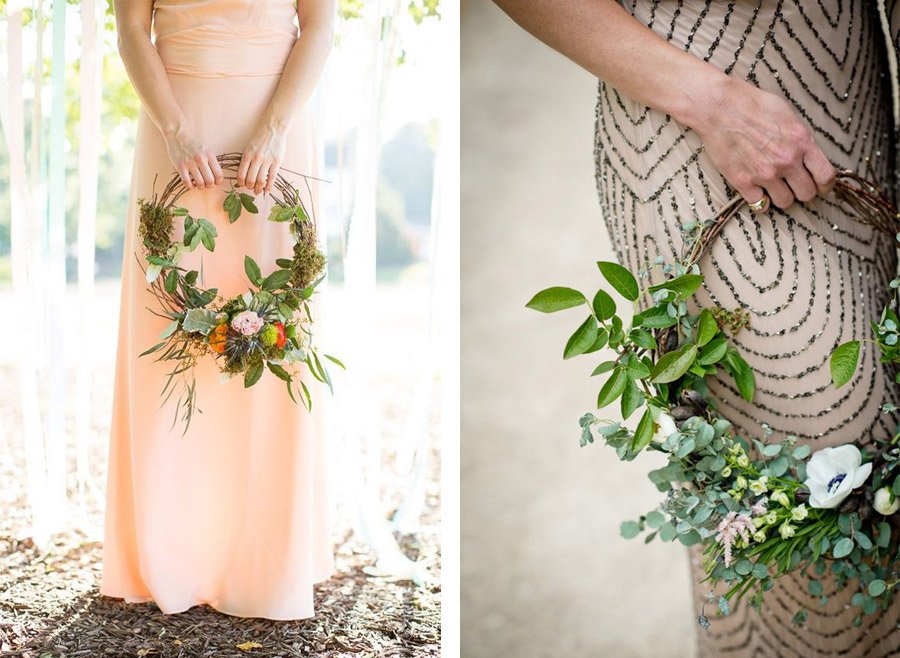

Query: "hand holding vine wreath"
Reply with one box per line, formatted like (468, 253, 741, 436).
(137, 152, 342, 433)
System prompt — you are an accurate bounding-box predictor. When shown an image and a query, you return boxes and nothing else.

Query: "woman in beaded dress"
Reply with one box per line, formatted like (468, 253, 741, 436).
(495, 0, 900, 655)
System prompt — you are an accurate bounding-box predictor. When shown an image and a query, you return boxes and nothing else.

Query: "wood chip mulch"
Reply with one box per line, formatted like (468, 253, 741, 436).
(0, 366, 441, 658)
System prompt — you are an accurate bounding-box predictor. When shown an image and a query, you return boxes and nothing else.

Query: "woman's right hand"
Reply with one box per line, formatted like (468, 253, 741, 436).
(689, 76, 836, 210)
(163, 125, 223, 190)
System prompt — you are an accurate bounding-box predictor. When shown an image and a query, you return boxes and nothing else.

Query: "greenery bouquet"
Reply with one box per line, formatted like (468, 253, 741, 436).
(528, 170, 900, 627)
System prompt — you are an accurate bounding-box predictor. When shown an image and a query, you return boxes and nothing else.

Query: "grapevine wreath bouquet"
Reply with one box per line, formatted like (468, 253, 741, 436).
(137, 153, 342, 433)
(528, 169, 900, 627)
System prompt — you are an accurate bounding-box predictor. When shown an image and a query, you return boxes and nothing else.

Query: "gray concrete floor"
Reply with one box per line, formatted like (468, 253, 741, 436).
(461, 3, 696, 656)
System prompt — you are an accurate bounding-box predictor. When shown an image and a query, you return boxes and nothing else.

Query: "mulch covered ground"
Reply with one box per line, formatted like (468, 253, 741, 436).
(0, 366, 441, 658)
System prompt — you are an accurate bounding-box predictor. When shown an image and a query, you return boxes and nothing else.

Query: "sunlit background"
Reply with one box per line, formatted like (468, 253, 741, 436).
(0, 0, 449, 622)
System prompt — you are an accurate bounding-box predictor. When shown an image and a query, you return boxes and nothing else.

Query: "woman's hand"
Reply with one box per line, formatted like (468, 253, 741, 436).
(164, 125, 223, 190)
(690, 76, 836, 210)
(237, 121, 288, 195)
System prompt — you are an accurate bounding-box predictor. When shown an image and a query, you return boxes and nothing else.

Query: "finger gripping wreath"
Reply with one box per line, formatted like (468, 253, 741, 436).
(137, 152, 343, 433)
(529, 167, 900, 627)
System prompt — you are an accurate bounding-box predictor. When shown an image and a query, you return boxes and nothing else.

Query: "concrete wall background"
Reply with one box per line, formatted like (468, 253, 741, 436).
(461, 2, 697, 656)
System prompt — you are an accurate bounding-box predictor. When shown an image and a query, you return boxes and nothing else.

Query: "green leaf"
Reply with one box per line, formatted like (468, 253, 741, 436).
(239, 193, 258, 213)
(139, 341, 167, 357)
(832, 537, 854, 559)
(648, 273, 703, 301)
(181, 308, 219, 335)
(620, 520, 641, 539)
(645, 511, 665, 529)
(808, 579, 823, 596)
(164, 269, 178, 294)
(223, 191, 242, 222)
(634, 306, 678, 329)
(697, 336, 727, 365)
(620, 379, 643, 420)
(830, 341, 860, 388)
(624, 357, 651, 380)
(525, 287, 587, 313)
(200, 227, 215, 251)
(276, 258, 293, 268)
(299, 380, 313, 410)
(597, 367, 628, 408)
(730, 353, 755, 401)
(597, 261, 639, 301)
(629, 329, 657, 350)
(172, 206, 189, 216)
(650, 344, 698, 384)
(244, 362, 264, 388)
(244, 255, 262, 286)
(159, 320, 179, 339)
(659, 523, 677, 542)
(324, 354, 346, 369)
(762, 444, 782, 457)
(631, 408, 655, 452)
(267, 362, 292, 382)
(696, 310, 718, 346)
(868, 579, 887, 597)
(893, 474, 900, 496)
(261, 269, 292, 291)
(184, 270, 199, 285)
(592, 289, 616, 321)
(267, 205, 295, 223)
(564, 316, 599, 359)
(591, 361, 616, 377)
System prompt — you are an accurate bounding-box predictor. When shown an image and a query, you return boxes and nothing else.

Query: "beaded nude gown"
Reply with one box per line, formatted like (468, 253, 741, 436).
(594, 1, 900, 655)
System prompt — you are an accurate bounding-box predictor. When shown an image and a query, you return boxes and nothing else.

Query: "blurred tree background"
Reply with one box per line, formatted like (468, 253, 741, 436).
(0, 0, 440, 284)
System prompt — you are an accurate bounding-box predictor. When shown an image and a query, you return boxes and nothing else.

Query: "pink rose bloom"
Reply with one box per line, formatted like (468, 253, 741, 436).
(231, 310, 264, 336)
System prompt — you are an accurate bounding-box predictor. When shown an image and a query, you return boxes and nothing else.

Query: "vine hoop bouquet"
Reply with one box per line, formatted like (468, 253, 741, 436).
(138, 152, 343, 433)
(528, 169, 900, 627)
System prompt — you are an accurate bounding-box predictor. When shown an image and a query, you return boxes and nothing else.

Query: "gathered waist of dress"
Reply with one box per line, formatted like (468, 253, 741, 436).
(155, 24, 297, 78)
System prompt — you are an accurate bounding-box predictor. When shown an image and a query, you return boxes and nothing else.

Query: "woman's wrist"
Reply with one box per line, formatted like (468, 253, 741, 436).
(260, 110, 293, 137)
(663, 63, 735, 135)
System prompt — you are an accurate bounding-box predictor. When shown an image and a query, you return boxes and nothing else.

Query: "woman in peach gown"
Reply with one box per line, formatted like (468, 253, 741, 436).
(100, 0, 336, 620)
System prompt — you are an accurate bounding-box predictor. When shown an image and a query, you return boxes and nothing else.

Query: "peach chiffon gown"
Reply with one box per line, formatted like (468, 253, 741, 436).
(100, 0, 334, 620)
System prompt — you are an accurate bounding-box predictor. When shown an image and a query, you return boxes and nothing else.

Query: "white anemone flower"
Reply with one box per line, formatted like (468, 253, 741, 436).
(803, 444, 871, 509)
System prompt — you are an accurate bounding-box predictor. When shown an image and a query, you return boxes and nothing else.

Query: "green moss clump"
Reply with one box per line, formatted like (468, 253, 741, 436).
(290, 230, 326, 290)
(138, 199, 174, 259)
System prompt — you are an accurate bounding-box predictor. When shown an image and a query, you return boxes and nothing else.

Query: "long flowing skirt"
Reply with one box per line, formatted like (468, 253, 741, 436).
(100, 69, 334, 620)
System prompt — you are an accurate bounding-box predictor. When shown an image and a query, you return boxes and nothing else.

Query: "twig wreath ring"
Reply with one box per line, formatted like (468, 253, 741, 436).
(137, 152, 343, 433)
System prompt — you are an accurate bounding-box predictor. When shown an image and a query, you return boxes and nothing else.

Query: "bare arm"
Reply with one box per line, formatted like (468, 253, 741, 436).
(493, 0, 836, 209)
(114, 0, 222, 189)
(237, 0, 336, 194)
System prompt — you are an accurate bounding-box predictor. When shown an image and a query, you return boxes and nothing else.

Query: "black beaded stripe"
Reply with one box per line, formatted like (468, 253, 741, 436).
(594, 0, 900, 655)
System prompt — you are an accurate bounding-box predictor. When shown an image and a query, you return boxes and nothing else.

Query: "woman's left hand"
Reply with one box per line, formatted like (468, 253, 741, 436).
(237, 121, 288, 195)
